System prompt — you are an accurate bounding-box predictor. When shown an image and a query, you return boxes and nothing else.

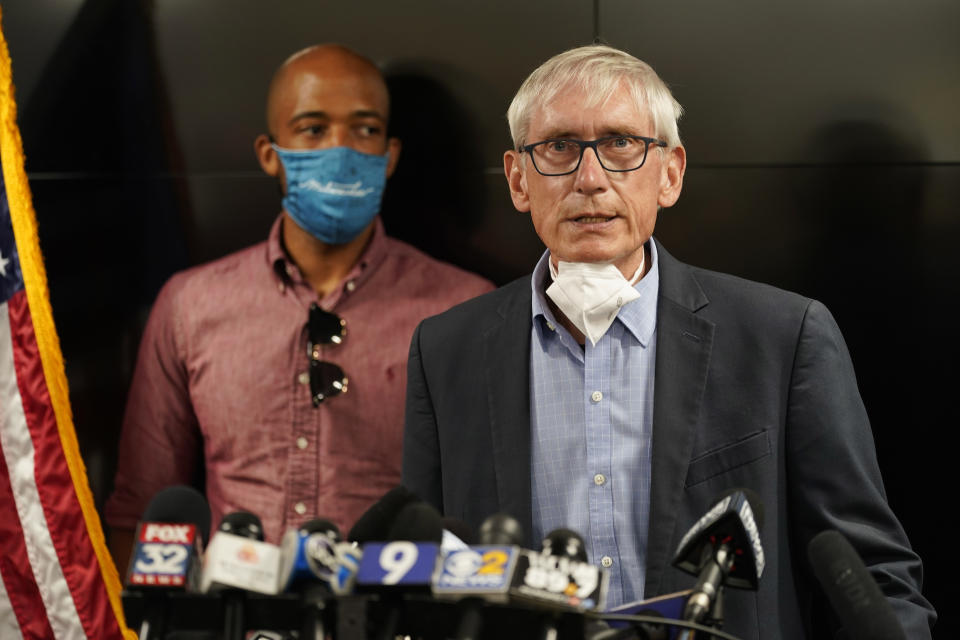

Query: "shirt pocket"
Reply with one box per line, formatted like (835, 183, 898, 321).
(685, 429, 772, 487)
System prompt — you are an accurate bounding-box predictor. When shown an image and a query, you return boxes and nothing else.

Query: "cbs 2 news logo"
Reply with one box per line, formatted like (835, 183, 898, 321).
(437, 546, 516, 590)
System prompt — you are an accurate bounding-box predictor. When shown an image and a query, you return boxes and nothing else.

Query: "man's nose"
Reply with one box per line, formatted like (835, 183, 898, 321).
(574, 145, 609, 194)
(327, 125, 350, 148)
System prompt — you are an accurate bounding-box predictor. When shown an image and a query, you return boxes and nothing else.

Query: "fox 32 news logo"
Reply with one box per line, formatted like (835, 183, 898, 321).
(128, 523, 198, 587)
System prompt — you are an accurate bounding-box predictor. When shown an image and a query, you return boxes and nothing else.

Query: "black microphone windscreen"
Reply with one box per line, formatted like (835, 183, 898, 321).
(141, 485, 211, 545)
(298, 517, 341, 541)
(541, 527, 588, 562)
(478, 513, 524, 546)
(716, 486, 764, 531)
(387, 501, 443, 543)
(218, 511, 264, 541)
(737, 487, 764, 531)
(807, 530, 906, 640)
(348, 485, 421, 543)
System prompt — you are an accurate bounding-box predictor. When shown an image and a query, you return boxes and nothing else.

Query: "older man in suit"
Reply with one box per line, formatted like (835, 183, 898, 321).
(402, 45, 934, 638)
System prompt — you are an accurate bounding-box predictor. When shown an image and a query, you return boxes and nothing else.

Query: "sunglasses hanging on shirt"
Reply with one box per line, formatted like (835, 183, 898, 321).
(307, 303, 349, 406)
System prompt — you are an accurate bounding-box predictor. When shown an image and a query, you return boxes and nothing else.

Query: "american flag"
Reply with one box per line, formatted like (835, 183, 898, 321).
(0, 9, 131, 639)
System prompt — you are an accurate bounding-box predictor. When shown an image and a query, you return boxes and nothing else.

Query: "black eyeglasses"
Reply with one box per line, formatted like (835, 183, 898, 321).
(307, 303, 348, 406)
(520, 135, 668, 176)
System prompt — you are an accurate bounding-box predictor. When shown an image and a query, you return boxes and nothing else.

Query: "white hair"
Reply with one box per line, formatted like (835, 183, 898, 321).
(506, 45, 683, 150)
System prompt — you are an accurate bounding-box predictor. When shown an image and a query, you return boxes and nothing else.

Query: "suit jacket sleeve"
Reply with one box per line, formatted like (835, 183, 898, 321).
(402, 321, 444, 511)
(786, 300, 934, 637)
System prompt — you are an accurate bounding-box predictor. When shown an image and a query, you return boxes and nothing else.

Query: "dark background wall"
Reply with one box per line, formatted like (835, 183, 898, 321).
(2, 0, 956, 634)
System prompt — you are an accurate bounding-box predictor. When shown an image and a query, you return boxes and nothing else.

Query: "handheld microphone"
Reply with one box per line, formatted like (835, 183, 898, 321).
(202, 511, 281, 640)
(278, 518, 344, 640)
(513, 527, 609, 640)
(541, 527, 589, 563)
(278, 518, 342, 592)
(356, 501, 444, 588)
(355, 500, 444, 640)
(672, 488, 765, 626)
(477, 512, 524, 546)
(201, 511, 281, 594)
(123, 485, 210, 640)
(509, 527, 608, 612)
(807, 530, 906, 640)
(348, 485, 422, 543)
(433, 513, 524, 640)
(279, 517, 361, 595)
(127, 485, 210, 587)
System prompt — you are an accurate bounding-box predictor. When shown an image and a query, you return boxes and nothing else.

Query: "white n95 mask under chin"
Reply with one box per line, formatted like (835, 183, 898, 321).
(546, 257, 644, 346)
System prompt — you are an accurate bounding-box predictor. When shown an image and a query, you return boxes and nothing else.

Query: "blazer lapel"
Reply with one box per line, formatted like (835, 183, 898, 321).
(482, 279, 535, 545)
(644, 240, 715, 596)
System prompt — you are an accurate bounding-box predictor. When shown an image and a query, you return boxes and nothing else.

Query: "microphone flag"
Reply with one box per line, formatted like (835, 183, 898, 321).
(0, 13, 131, 639)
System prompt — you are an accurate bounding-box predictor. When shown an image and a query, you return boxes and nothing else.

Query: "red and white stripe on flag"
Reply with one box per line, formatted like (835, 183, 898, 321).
(0, 6, 132, 639)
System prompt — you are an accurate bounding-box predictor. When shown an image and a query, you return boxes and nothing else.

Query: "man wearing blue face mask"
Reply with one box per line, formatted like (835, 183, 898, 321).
(105, 45, 493, 568)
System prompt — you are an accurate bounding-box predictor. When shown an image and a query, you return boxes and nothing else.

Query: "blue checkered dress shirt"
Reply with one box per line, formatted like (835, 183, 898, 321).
(529, 242, 659, 608)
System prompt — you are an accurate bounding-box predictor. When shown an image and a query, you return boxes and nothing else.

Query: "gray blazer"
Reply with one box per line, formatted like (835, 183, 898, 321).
(402, 239, 934, 639)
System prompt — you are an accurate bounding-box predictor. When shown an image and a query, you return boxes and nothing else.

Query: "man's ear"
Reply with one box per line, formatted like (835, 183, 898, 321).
(504, 150, 531, 213)
(385, 137, 402, 178)
(255, 134, 281, 178)
(657, 145, 686, 208)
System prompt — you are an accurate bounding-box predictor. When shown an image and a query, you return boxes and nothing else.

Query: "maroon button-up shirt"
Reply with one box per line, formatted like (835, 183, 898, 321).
(105, 215, 493, 541)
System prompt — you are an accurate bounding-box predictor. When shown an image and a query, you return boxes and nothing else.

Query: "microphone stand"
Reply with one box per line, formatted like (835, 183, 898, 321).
(680, 588, 725, 640)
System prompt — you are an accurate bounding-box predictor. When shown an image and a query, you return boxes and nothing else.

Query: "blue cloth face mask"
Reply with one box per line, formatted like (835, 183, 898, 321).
(273, 144, 389, 245)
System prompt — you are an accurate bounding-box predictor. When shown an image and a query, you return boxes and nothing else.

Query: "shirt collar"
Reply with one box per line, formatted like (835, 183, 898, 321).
(266, 214, 391, 305)
(530, 240, 660, 347)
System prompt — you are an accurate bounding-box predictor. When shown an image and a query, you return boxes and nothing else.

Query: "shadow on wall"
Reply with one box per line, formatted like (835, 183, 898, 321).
(381, 67, 494, 281)
(19, 0, 192, 507)
(793, 112, 950, 629)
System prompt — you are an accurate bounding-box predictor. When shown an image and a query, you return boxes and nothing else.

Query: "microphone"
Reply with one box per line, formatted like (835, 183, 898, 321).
(478, 512, 524, 545)
(278, 518, 342, 592)
(278, 518, 344, 640)
(541, 527, 589, 562)
(201, 511, 281, 640)
(124, 485, 210, 640)
(807, 530, 906, 640)
(433, 513, 524, 640)
(355, 500, 444, 640)
(672, 488, 765, 626)
(515, 527, 609, 640)
(433, 517, 608, 640)
(509, 527, 608, 611)
(348, 485, 422, 543)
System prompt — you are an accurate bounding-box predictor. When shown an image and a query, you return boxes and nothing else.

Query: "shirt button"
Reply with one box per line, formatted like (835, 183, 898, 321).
(296, 437, 308, 450)
(593, 473, 606, 486)
(298, 372, 310, 385)
(346, 280, 357, 292)
(591, 391, 603, 403)
(294, 502, 307, 515)
(601, 556, 613, 568)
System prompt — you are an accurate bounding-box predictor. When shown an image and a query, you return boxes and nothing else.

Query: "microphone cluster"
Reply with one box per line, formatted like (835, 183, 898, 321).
(120, 485, 906, 640)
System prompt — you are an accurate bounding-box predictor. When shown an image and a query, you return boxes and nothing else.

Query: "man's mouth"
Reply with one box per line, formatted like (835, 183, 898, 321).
(572, 214, 615, 224)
